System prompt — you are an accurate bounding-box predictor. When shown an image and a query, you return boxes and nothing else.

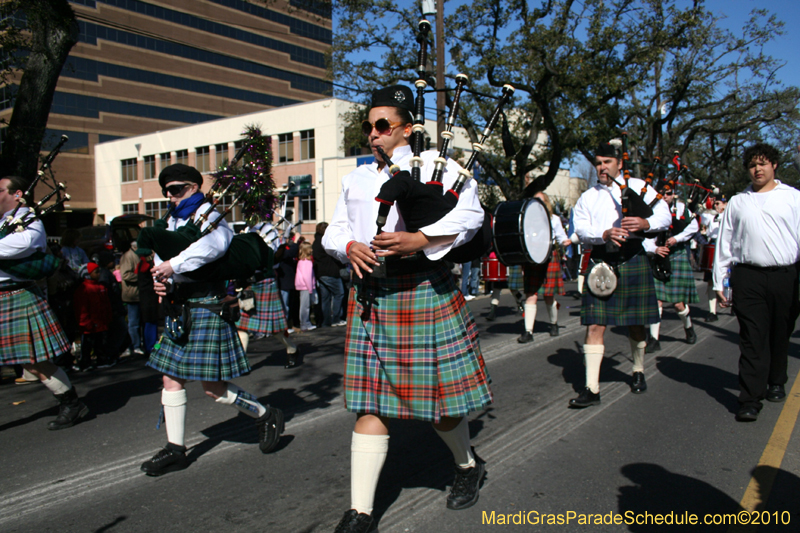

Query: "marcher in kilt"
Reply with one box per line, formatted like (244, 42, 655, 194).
(0, 175, 89, 430)
(517, 193, 572, 344)
(140, 164, 284, 477)
(700, 196, 727, 322)
(643, 189, 699, 353)
(485, 260, 524, 322)
(570, 143, 671, 408)
(236, 221, 297, 367)
(323, 85, 492, 533)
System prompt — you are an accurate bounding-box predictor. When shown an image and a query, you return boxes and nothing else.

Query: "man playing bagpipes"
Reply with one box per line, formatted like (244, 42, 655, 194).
(323, 85, 492, 532)
(569, 142, 671, 408)
(0, 175, 89, 430)
(139, 164, 283, 476)
(643, 187, 699, 353)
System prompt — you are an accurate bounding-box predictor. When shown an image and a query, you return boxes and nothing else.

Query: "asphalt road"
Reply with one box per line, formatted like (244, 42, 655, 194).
(1, 278, 799, 532)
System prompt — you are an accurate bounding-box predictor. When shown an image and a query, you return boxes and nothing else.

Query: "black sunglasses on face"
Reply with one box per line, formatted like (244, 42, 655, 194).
(162, 183, 191, 197)
(361, 118, 402, 136)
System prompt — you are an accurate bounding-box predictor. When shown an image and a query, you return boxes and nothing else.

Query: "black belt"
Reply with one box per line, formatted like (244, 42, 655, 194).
(590, 240, 644, 265)
(373, 252, 440, 278)
(737, 263, 797, 273)
(173, 280, 226, 301)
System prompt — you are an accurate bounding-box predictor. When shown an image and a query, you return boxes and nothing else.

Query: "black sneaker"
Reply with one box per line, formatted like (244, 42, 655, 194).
(47, 387, 89, 431)
(257, 406, 285, 453)
(685, 326, 697, 344)
(141, 444, 189, 476)
(569, 387, 601, 408)
(446, 452, 486, 510)
(333, 510, 374, 533)
(549, 323, 559, 337)
(517, 331, 533, 344)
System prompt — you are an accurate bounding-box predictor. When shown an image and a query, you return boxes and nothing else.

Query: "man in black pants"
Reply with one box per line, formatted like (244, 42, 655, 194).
(714, 143, 800, 422)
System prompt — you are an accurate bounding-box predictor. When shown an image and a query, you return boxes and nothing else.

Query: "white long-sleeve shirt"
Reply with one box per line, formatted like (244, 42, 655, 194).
(0, 207, 45, 282)
(701, 210, 723, 240)
(551, 214, 569, 244)
(712, 181, 800, 290)
(155, 201, 232, 283)
(323, 144, 484, 264)
(643, 201, 699, 253)
(572, 175, 672, 247)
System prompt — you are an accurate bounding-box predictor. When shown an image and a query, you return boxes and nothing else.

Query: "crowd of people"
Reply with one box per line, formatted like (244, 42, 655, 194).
(2, 83, 798, 533)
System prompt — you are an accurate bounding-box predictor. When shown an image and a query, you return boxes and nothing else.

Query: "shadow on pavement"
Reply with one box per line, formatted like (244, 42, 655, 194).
(655, 356, 739, 414)
(548, 343, 629, 392)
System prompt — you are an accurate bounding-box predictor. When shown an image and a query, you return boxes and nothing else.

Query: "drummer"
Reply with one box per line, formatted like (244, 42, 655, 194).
(700, 196, 726, 322)
(517, 192, 572, 343)
(569, 142, 671, 408)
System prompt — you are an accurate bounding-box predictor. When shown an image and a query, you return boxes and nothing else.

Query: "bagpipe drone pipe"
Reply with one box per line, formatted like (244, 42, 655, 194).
(135, 139, 275, 282)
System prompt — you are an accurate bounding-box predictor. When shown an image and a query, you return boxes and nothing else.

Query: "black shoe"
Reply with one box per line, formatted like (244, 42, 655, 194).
(141, 444, 189, 476)
(284, 354, 300, 369)
(549, 323, 559, 337)
(486, 304, 497, 322)
(517, 331, 533, 344)
(705, 313, 719, 323)
(631, 372, 647, 394)
(645, 337, 661, 354)
(766, 384, 786, 403)
(446, 452, 486, 510)
(569, 388, 601, 408)
(333, 510, 374, 533)
(47, 387, 89, 430)
(736, 406, 760, 422)
(257, 406, 285, 453)
(685, 326, 697, 344)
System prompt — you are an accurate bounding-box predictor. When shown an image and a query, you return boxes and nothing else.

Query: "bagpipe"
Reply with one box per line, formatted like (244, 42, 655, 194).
(0, 136, 71, 280)
(373, 19, 515, 264)
(135, 136, 276, 281)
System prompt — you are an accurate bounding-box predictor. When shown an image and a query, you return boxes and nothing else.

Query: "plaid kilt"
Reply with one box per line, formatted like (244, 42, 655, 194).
(507, 265, 524, 291)
(147, 296, 249, 381)
(581, 253, 660, 326)
(653, 246, 699, 304)
(344, 263, 493, 423)
(237, 278, 287, 335)
(522, 249, 564, 297)
(0, 285, 69, 365)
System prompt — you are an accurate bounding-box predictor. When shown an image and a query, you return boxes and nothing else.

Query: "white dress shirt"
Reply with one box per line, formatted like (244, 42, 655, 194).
(572, 175, 672, 247)
(323, 144, 484, 264)
(155, 201, 232, 283)
(551, 214, 569, 244)
(643, 201, 699, 253)
(713, 181, 800, 290)
(0, 207, 46, 282)
(701, 211, 723, 240)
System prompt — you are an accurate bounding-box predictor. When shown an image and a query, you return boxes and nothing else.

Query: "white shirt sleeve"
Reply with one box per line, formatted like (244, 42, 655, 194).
(323, 177, 357, 264)
(551, 215, 569, 244)
(672, 215, 699, 243)
(643, 237, 657, 254)
(712, 202, 735, 291)
(170, 206, 233, 275)
(645, 193, 672, 233)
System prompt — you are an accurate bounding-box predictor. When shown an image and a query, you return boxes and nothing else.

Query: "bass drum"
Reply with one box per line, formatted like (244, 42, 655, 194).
(492, 198, 552, 266)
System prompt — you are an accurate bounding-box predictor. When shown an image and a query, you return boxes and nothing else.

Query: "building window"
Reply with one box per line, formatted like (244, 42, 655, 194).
(160, 152, 172, 167)
(300, 189, 316, 221)
(196, 146, 210, 172)
(215, 143, 229, 165)
(300, 129, 315, 160)
(122, 203, 139, 215)
(217, 195, 243, 223)
(278, 133, 294, 163)
(143, 155, 156, 180)
(175, 149, 189, 166)
(121, 158, 137, 183)
(144, 200, 171, 223)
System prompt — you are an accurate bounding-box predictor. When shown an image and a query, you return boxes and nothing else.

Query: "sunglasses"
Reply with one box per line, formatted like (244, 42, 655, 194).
(361, 118, 404, 136)
(162, 183, 191, 197)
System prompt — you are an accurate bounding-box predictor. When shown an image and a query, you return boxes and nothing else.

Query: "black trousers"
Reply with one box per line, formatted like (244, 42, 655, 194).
(731, 263, 800, 408)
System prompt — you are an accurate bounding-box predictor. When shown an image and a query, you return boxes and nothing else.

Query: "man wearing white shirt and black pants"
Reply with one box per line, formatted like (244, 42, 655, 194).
(714, 143, 800, 422)
(570, 143, 671, 408)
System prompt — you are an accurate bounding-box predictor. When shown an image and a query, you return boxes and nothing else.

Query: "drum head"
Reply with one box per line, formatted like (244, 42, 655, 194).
(522, 198, 552, 264)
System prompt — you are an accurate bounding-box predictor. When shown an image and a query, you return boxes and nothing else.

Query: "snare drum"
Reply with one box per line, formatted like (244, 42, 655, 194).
(700, 243, 715, 272)
(492, 198, 552, 265)
(481, 257, 508, 281)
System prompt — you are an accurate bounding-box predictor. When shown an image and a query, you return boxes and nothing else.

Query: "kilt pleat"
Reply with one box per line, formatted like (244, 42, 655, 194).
(581, 253, 660, 326)
(523, 249, 564, 296)
(344, 263, 492, 423)
(0, 286, 69, 365)
(507, 265, 524, 291)
(147, 296, 249, 381)
(653, 246, 699, 304)
(237, 278, 287, 335)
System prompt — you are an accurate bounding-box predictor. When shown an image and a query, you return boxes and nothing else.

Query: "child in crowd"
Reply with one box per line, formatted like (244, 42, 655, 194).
(73, 262, 112, 370)
(295, 242, 316, 331)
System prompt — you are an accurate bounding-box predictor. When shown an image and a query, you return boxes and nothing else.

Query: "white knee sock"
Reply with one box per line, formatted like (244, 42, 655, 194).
(279, 332, 297, 354)
(524, 302, 536, 332)
(650, 306, 663, 340)
(41, 366, 71, 395)
(578, 274, 585, 294)
(215, 383, 267, 418)
(678, 306, 692, 328)
(237, 330, 250, 352)
(490, 298, 499, 306)
(433, 417, 475, 468)
(583, 344, 604, 394)
(162, 389, 187, 447)
(547, 300, 558, 324)
(707, 284, 717, 314)
(630, 337, 646, 373)
(351, 432, 389, 515)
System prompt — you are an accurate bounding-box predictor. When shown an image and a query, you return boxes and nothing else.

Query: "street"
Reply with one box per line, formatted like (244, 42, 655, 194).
(1, 278, 799, 532)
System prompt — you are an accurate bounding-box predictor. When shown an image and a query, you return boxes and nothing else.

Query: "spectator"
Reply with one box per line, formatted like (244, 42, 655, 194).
(60, 228, 89, 272)
(313, 222, 347, 327)
(119, 241, 144, 356)
(46, 243, 81, 370)
(136, 252, 160, 356)
(295, 241, 316, 331)
(73, 262, 112, 370)
(93, 250, 129, 361)
(460, 258, 480, 300)
(276, 234, 299, 330)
